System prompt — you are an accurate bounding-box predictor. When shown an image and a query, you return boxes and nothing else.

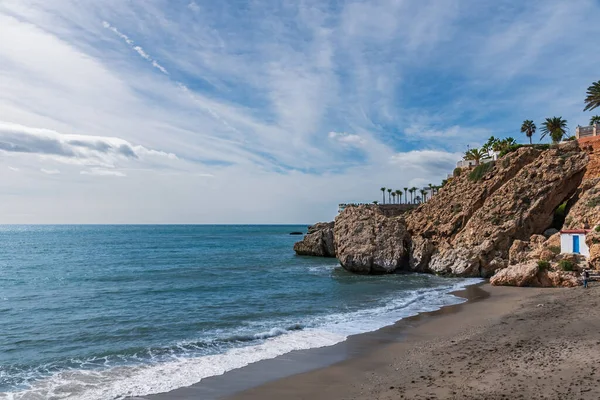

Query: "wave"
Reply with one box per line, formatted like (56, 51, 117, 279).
(1, 277, 481, 400)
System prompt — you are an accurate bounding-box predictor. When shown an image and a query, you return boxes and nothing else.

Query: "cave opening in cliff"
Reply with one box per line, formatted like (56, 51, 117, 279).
(550, 202, 568, 231)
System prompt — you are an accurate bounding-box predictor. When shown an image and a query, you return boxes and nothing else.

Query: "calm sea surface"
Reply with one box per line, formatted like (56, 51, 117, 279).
(0, 225, 479, 399)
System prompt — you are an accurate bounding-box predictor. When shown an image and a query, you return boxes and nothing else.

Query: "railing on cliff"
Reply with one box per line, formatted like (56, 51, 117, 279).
(576, 124, 598, 139)
(338, 203, 418, 214)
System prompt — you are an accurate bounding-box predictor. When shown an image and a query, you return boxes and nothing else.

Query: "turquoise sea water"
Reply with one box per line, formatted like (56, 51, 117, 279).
(0, 225, 479, 399)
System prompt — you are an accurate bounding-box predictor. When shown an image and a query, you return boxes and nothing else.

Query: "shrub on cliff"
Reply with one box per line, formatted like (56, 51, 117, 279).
(559, 260, 574, 271)
(453, 167, 462, 177)
(537, 260, 550, 271)
(468, 162, 495, 182)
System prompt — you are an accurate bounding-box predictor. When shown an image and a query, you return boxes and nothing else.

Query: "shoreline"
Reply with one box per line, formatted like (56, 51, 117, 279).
(134, 282, 496, 400)
(222, 283, 600, 400)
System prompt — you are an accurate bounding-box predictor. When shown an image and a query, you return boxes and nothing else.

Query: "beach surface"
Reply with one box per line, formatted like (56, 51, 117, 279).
(218, 283, 600, 400)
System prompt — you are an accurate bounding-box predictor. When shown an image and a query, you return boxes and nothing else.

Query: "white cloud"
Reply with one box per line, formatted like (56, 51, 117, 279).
(80, 168, 126, 177)
(41, 168, 60, 174)
(328, 131, 367, 147)
(0, 121, 177, 167)
(103, 21, 169, 75)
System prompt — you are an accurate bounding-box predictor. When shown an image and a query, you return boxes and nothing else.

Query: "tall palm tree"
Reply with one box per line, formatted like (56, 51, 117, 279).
(541, 117, 568, 143)
(428, 183, 434, 200)
(521, 120, 536, 145)
(403, 187, 408, 203)
(420, 189, 427, 202)
(410, 186, 418, 203)
(584, 80, 600, 112)
(464, 148, 488, 166)
(380, 187, 386, 204)
(590, 115, 600, 125)
(391, 192, 396, 204)
(396, 190, 402, 204)
(387, 188, 392, 204)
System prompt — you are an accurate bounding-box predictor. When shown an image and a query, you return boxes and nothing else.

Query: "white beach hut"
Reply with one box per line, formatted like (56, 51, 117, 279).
(560, 229, 591, 257)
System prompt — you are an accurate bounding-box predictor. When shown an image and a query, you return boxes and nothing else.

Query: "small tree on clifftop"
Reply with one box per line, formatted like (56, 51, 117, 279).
(541, 117, 568, 143)
(521, 120, 536, 145)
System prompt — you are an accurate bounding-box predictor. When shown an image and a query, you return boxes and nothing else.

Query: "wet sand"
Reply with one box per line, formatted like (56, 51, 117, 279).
(223, 283, 600, 400)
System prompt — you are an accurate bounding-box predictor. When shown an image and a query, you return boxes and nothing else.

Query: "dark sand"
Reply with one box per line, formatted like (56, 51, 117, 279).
(141, 283, 600, 400)
(222, 284, 600, 400)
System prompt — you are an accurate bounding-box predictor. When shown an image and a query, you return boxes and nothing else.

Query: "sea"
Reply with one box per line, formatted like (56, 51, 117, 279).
(0, 225, 481, 399)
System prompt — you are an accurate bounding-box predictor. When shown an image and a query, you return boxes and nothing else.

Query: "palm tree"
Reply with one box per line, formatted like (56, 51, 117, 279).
(380, 187, 386, 204)
(396, 190, 402, 204)
(590, 115, 600, 125)
(521, 120, 536, 145)
(410, 186, 418, 203)
(428, 184, 434, 200)
(584, 80, 600, 112)
(403, 187, 408, 203)
(391, 192, 396, 204)
(541, 117, 568, 143)
(420, 189, 427, 203)
(464, 148, 488, 166)
(387, 188, 392, 204)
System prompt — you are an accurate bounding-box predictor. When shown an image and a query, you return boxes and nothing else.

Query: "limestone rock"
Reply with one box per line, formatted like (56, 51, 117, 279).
(334, 205, 410, 274)
(429, 146, 588, 276)
(538, 271, 580, 288)
(490, 262, 540, 287)
(490, 262, 580, 287)
(293, 222, 336, 257)
(586, 229, 600, 270)
(563, 178, 600, 229)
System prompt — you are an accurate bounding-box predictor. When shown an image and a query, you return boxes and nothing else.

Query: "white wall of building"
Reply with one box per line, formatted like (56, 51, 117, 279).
(560, 233, 590, 257)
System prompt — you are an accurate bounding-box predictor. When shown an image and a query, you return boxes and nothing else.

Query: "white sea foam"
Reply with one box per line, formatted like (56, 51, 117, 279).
(2, 277, 481, 400)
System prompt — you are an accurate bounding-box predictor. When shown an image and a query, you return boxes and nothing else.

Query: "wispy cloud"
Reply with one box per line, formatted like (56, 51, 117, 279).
(0, 0, 599, 223)
(41, 168, 60, 175)
(102, 21, 169, 75)
(80, 168, 126, 177)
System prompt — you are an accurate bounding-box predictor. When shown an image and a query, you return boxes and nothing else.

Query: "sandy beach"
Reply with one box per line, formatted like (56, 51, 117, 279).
(219, 283, 600, 400)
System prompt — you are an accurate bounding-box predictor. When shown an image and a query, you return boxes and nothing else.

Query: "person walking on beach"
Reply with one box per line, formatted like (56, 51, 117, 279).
(583, 269, 590, 289)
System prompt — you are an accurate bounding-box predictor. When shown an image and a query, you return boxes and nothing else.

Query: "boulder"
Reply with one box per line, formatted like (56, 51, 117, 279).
(334, 205, 410, 274)
(293, 222, 336, 257)
(586, 229, 600, 270)
(490, 262, 540, 287)
(490, 262, 580, 287)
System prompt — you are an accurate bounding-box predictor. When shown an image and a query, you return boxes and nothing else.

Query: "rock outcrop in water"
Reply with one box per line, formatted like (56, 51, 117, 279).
(293, 222, 336, 257)
(296, 140, 600, 286)
(333, 206, 410, 274)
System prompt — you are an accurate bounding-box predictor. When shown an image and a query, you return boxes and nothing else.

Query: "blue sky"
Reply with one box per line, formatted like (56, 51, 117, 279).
(0, 0, 599, 223)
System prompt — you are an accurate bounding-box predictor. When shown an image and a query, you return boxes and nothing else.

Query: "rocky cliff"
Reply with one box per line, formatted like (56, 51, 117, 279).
(295, 141, 600, 286)
(293, 222, 336, 257)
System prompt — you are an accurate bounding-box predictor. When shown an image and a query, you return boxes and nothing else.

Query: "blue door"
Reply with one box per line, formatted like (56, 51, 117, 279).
(573, 235, 580, 254)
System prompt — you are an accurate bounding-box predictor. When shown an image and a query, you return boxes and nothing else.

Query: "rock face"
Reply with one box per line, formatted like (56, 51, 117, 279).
(563, 178, 600, 229)
(407, 143, 588, 277)
(301, 142, 599, 287)
(489, 262, 579, 287)
(293, 222, 336, 257)
(586, 229, 600, 270)
(333, 206, 410, 274)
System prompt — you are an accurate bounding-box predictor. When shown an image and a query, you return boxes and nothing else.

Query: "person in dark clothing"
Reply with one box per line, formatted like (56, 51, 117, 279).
(583, 269, 590, 288)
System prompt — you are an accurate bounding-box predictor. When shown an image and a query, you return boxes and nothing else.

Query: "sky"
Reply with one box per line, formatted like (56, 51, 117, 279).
(0, 0, 599, 224)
